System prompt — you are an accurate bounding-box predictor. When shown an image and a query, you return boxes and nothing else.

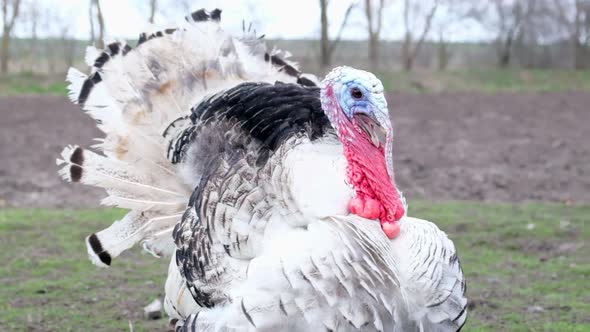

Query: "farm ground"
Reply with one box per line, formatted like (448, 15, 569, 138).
(0, 84, 589, 331)
(1, 91, 589, 207)
(1, 203, 588, 331)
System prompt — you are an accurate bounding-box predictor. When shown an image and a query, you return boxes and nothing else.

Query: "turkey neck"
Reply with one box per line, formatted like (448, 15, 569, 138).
(340, 126, 405, 224)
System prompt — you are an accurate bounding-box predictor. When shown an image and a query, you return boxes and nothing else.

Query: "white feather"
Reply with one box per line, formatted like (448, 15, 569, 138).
(59, 10, 307, 265)
(85, 211, 180, 267)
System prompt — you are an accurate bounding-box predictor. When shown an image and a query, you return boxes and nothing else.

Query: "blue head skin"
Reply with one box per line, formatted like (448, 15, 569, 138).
(320, 66, 394, 178)
(320, 67, 391, 147)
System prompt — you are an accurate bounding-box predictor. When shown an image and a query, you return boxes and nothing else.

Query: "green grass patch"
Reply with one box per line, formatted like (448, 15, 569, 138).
(378, 69, 590, 93)
(0, 72, 68, 96)
(2, 69, 590, 96)
(0, 202, 588, 331)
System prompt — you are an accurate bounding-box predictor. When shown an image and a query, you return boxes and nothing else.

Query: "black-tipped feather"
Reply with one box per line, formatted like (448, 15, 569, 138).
(178, 82, 330, 165)
(78, 72, 102, 106)
(77, 7, 314, 110)
(87, 233, 112, 266)
(189, 8, 222, 23)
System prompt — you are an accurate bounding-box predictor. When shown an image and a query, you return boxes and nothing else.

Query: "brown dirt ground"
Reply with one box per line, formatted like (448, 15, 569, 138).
(0, 92, 588, 208)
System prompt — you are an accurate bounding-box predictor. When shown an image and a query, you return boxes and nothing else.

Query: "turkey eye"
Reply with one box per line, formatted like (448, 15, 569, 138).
(350, 87, 363, 99)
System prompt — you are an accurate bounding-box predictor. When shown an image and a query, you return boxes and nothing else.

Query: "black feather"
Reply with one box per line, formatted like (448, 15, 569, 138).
(70, 147, 84, 165)
(137, 28, 175, 47)
(87, 233, 112, 266)
(69, 147, 85, 182)
(189, 82, 329, 158)
(191, 9, 210, 22)
(210, 9, 222, 21)
(70, 165, 83, 182)
(297, 76, 317, 87)
(268, 54, 299, 77)
(137, 32, 148, 45)
(78, 72, 102, 106)
(122, 44, 132, 55)
(107, 42, 120, 55)
(93, 52, 110, 69)
(188, 285, 216, 308)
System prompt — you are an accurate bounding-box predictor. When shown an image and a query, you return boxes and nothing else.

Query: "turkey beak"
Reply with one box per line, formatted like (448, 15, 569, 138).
(354, 112, 387, 148)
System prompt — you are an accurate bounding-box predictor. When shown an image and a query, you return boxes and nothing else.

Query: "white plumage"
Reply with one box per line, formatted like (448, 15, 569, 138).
(57, 8, 467, 331)
(57, 9, 307, 266)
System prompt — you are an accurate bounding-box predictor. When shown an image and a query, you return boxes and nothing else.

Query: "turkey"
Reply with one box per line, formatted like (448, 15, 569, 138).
(57, 8, 467, 332)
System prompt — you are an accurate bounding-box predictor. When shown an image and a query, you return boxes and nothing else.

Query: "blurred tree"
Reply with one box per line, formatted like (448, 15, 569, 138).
(319, 0, 356, 68)
(468, 0, 543, 68)
(432, 0, 478, 71)
(554, 0, 590, 69)
(364, 0, 386, 70)
(89, 0, 94, 43)
(57, 11, 76, 69)
(40, 7, 76, 74)
(495, 1, 524, 67)
(149, 0, 157, 24)
(177, 0, 192, 13)
(21, 0, 40, 71)
(163, 0, 192, 16)
(436, 32, 449, 70)
(432, 0, 467, 71)
(510, 0, 555, 68)
(401, 0, 440, 71)
(1, 0, 22, 74)
(154, 0, 199, 22)
(89, 0, 104, 49)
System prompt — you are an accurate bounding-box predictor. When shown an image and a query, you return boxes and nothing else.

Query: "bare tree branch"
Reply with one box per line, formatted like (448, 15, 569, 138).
(2, 0, 21, 31)
(328, 2, 356, 55)
(90, 0, 104, 49)
(412, 0, 439, 64)
(149, 0, 157, 24)
(320, 0, 330, 67)
(320, 0, 357, 68)
(1, 0, 23, 74)
(403, 0, 410, 36)
(469, 0, 538, 68)
(365, 0, 385, 69)
(401, 0, 439, 71)
(89, 0, 95, 43)
(95, 0, 104, 49)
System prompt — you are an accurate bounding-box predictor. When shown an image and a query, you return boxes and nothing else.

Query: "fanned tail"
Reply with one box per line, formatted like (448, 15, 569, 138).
(58, 8, 316, 266)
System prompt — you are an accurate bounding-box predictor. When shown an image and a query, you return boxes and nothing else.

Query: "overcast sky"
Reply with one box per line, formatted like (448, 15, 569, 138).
(9, 0, 494, 42)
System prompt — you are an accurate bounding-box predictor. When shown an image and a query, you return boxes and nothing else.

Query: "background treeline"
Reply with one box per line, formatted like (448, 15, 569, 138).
(1, 0, 589, 76)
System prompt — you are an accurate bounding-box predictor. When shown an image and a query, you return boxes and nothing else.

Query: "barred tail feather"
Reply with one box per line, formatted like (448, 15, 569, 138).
(57, 146, 185, 200)
(58, 144, 188, 265)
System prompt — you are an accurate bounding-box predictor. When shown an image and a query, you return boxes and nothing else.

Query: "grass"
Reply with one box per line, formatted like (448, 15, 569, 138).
(0, 72, 68, 96)
(0, 202, 588, 331)
(1, 69, 590, 97)
(377, 69, 590, 93)
(0, 209, 169, 331)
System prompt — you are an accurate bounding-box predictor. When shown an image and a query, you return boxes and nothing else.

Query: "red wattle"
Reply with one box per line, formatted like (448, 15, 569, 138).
(342, 135, 404, 226)
(348, 197, 363, 215)
(348, 197, 381, 220)
(382, 221, 401, 239)
(324, 84, 406, 238)
(364, 198, 381, 219)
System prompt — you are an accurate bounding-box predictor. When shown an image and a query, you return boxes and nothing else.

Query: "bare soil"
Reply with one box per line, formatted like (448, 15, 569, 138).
(0, 92, 588, 208)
